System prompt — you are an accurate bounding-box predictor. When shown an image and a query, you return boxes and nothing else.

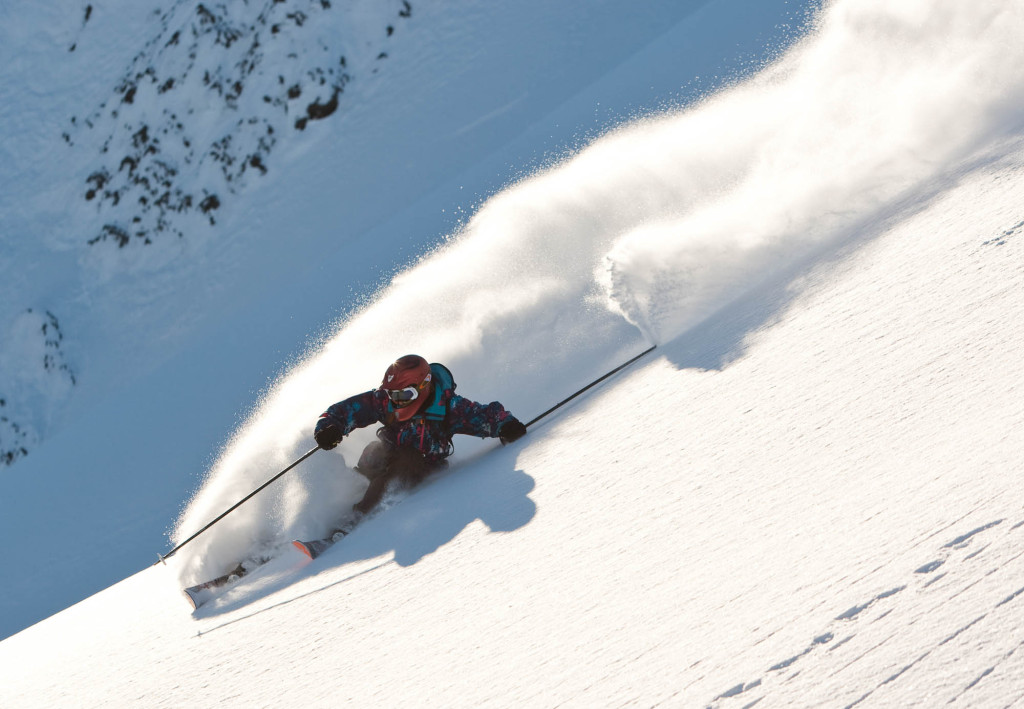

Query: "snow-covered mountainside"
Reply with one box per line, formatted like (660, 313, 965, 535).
(3, 0, 1024, 705)
(0, 0, 814, 641)
(0, 0, 406, 467)
(172, 0, 1024, 590)
(3, 139, 1024, 706)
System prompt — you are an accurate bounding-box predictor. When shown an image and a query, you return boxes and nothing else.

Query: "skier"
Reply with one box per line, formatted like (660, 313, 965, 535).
(313, 354, 527, 515)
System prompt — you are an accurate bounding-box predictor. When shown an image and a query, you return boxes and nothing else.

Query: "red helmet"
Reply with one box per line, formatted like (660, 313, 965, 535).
(381, 355, 433, 421)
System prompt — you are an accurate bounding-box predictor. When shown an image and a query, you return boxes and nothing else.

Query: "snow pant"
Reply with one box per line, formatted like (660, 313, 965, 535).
(353, 440, 441, 514)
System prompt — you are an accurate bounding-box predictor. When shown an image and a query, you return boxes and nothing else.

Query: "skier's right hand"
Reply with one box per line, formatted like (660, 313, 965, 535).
(498, 418, 527, 445)
(314, 421, 344, 450)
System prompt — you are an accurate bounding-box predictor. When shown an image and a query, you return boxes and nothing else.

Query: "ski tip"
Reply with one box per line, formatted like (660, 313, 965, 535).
(292, 539, 314, 559)
(182, 587, 201, 610)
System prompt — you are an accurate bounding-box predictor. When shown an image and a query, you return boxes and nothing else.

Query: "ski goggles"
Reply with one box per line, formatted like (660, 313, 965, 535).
(384, 386, 420, 406)
(383, 373, 431, 407)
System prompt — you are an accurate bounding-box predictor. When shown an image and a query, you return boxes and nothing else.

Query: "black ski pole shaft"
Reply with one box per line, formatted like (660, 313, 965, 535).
(156, 445, 321, 564)
(524, 344, 656, 429)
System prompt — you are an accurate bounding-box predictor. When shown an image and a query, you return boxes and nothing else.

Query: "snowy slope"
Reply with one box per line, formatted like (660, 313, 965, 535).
(3, 146, 1024, 706)
(3, 0, 1024, 706)
(0, 0, 813, 640)
(169, 0, 1024, 591)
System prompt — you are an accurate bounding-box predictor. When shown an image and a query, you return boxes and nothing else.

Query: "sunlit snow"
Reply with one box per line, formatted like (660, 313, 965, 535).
(2, 0, 1024, 706)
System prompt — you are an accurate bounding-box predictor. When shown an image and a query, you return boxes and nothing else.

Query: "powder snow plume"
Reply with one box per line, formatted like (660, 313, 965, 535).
(173, 0, 1024, 583)
(600, 0, 1024, 343)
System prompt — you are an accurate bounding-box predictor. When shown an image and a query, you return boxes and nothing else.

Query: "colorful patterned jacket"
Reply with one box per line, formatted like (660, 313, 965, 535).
(315, 363, 516, 464)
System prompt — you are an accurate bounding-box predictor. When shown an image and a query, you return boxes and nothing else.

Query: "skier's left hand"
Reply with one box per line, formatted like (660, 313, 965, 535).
(499, 419, 527, 445)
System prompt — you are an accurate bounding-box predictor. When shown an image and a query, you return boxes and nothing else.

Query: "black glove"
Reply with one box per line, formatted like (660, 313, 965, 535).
(499, 418, 527, 445)
(314, 422, 344, 450)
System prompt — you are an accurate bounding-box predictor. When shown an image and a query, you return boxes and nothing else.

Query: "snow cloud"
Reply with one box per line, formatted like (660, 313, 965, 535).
(175, 0, 1024, 584)
(599, 0, 1024, 343)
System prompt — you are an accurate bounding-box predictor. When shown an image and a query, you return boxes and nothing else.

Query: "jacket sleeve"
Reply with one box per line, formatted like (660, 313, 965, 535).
(316, 390, 387, 437)
(445, 394, 516, 438)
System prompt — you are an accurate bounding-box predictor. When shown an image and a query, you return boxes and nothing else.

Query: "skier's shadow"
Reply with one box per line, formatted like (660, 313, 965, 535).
(340, 448, 536, 568)
(192, 446, 534, 627)
(310, 443, 536, 572)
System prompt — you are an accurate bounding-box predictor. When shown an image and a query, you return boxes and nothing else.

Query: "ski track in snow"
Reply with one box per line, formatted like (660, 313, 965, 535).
(708, 516, 1024, 708)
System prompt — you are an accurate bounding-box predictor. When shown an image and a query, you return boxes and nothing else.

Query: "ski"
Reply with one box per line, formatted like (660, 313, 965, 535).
(183, 516, 360, 609)
(182, 562, 248, 610)
(292, 528, 351, 560)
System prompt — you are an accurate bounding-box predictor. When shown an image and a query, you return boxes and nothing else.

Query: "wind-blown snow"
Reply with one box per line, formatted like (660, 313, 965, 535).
(600, 0, 1024, 343)
(5, 0, 787, 638)
(174, 0, 1024, 588)
(3, 0, 1024, 706)
(6, 141, 1024, 705)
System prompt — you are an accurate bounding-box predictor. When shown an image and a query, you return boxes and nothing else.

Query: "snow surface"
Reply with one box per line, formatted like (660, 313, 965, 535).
(0, 0, 812, 640)
(3, 0, 1024, 706)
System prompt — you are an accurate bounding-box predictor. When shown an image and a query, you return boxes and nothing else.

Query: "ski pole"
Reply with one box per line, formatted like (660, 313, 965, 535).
(524, 344, 656, 429)
(156, 445, 321, 564)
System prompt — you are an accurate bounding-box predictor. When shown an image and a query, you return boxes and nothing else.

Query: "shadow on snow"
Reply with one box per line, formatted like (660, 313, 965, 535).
(191, 445, 535, 627)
